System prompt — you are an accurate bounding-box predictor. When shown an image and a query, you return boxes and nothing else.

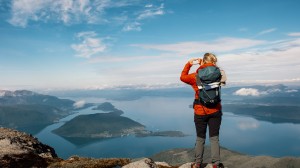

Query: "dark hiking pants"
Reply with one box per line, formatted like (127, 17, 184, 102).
(194, 110, 222, 164)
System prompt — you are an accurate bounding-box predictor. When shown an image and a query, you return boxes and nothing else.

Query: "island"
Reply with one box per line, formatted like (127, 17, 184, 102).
(53, 102, 186, 142)
(52, 112, 145, 138)
(92, 102, 124, 115)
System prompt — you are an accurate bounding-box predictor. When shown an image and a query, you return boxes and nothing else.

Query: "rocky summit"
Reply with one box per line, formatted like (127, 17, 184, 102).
(1, 127, 300, 168)
(0, 127, 60, 168)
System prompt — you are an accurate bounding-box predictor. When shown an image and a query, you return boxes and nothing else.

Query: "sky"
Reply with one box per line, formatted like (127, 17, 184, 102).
(0, 0, 300, 90)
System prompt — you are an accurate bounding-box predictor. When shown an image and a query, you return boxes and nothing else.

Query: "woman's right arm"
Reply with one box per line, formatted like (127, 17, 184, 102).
(180, 58, 202, 85)
(180, 62, 194, 85)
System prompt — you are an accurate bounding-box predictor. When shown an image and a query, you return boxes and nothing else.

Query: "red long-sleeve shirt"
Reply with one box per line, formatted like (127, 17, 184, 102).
(180, 62, 221, 115)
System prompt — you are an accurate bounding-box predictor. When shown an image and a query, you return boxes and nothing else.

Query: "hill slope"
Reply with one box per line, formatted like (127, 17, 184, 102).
(53, 112, 145, 138)
(0, 90, 93, 134)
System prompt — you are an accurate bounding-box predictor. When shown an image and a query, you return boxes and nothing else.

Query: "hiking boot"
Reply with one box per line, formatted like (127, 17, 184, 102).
(191, 163, 207, 168)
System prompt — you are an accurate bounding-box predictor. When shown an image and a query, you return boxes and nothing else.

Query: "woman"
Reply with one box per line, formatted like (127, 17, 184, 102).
(180, 53, 223, 168)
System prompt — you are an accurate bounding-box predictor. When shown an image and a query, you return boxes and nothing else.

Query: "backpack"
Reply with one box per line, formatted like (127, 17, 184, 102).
(196, 66, 222, 108)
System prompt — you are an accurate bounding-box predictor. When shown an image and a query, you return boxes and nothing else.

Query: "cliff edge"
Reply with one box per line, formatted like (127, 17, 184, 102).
(0, 127, 60, 168)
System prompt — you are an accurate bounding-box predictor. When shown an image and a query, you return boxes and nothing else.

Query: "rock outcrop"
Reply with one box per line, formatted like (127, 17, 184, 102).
(151, 148, 300, 168)
(48, 156, 130, 168)
(0, 127, 60, 168)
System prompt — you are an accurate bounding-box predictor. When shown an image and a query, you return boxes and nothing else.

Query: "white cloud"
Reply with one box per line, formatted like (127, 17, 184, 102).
(132, 37, 265, 55)
(73, 100, 86, 109)
(219, 38, 300, 85)
(122, 22, 142, 32)
(71, 31, 106, 58)
(8, 0, 166, 29)
(121, 3, 165, 32)
(287, 32, 300, 37)
(234, 88, 260, 96)
(137, 3, 165, 20)
(257, 28, 277, 36)
(286, 89, 298, 93)
(9, 0, 96, 26)
(86, 36, 300, 87)
(8, 0, 48, 27)
(145, 4, 153, 8)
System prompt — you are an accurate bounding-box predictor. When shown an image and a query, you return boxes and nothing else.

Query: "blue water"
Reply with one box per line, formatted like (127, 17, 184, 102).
(35, 97, 300, 159)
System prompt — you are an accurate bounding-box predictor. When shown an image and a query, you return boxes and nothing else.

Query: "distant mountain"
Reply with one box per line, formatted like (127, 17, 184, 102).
(47, 87, 194, 101)
(46, 84, 299, 104)
(0, 90, 93, 134)
(222, 84, 300, 105)
(0, 90, 91, 110)
(0, 105, 65, 134)
(223, 104, 300, 124)
(219, 84, 300, 123)
(92, 102, 124, 115)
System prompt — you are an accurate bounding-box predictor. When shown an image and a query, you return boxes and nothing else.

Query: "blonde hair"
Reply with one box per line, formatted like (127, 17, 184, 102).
(203, 53, 217, 64)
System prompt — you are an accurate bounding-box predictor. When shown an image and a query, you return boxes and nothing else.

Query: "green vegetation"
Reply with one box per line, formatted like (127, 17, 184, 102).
(53, 113, 145, 138)
(92, 102, 116, 111)
(0, 90, 93, 134)
(53, 112, 187, 144)
(0, 104, 65, 134)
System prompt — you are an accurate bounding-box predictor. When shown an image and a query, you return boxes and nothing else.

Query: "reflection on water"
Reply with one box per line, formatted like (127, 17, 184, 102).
(36, 97, 300, 159)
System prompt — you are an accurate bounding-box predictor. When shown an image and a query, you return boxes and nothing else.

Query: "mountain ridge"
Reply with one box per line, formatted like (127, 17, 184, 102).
(0, 90, 93, 134)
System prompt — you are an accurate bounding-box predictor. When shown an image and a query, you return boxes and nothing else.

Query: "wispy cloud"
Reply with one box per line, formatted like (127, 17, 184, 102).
(108, 36, 299, 87)
(287, 32, 300, 37)
(7, 0, 166, 29)
(219, 37, 300, 85)
(137, 3, 165, 20)
(122, 22, 142, 32)
(132, 37, 265, 55)
(71, 31, 106, 58)
(9, 0, 102, 27)
(257, 28, 277, 36)
(122, 3, 166, 32)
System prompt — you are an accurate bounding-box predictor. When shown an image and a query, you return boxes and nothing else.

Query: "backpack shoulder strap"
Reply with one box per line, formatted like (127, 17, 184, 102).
(196, 71, 204, 90)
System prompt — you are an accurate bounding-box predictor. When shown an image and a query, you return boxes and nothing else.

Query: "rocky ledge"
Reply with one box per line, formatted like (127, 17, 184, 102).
(1, 127, 300, 168)
(0, 127, 60, 168)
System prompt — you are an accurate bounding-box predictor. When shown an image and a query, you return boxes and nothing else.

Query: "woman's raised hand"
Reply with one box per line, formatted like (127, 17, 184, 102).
(189, 58, 202, 65)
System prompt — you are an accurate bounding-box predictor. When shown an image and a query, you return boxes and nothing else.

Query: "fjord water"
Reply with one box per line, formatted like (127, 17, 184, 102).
(35, 97, 300, 159)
